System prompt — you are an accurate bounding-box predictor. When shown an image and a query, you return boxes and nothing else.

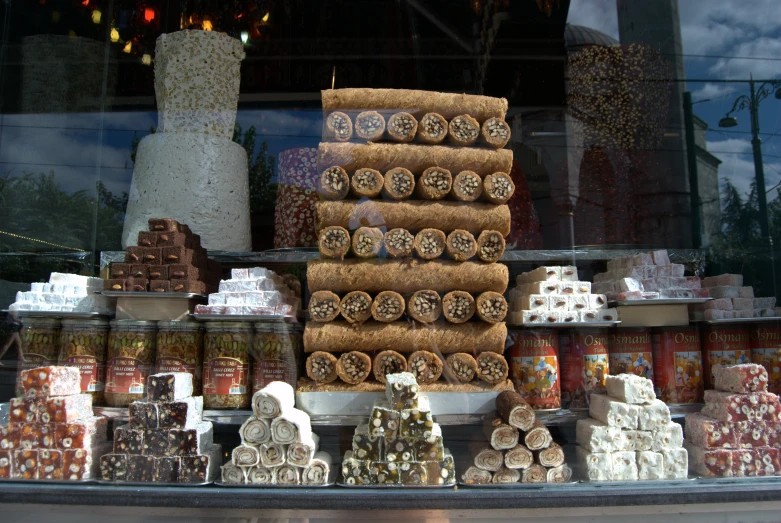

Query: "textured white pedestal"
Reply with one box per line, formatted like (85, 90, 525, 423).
(122, 132, 251, 251)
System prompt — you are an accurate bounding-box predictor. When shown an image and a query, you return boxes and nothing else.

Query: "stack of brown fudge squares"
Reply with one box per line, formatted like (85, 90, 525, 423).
(99, 372, 221, 483)
(0, 366, 110, 480)
(105, 218, 220, 294)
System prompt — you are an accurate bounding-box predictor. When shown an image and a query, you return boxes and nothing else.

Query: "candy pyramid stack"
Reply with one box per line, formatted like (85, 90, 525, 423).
(105, 218, 220, 294)
(690, 274, 778, 320)
(99, 372, 222, 483)
(684, 364, 781, 477)
(0, 366, 110, 480)
(194, 267, 301, 317)
(576, 374, 688, 481)
(220, 381, 332, 485)
(9, 272, 111, 314)
(340, 372, 456, 486)
(461, 390, 572, 484)
(304, 88, 514, 391)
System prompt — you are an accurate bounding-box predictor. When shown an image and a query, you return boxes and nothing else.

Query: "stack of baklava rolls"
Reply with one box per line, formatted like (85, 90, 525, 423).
(304, 89, 514, 392)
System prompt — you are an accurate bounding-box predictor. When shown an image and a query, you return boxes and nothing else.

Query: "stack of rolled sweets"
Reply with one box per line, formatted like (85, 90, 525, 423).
(105, 218, 221, 294)
(461, 390, 571, 484)
(194, 267, 301, 316)
(9, 272, 112, 314)
(592, 249, 706, 302)
(220, 381, 332, 485)
(689, 274, 777, 321)
(684, 364, 781, 477)
(340, 372, 456, 486)
(576, 374, 688, 482)
(99, 372, 222, 483)
(0, 366, 110, 480)
(306, 88, 514, 391)
(507, 265, 616, 325)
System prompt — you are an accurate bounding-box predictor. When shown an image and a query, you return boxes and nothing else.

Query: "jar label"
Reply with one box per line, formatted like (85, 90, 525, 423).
(156, 357, 197, 376)
(203, 357, 249, 395)
(703, 327, 750, 387)
(15, 353, 57, 394)
(608, 351, 654, 381)
(652, 329, 703, 404)
(66, 355, 105, 392)
(106, 357, 151, 394)
(508, 332, 560, 410)
(560, 332, 609, 409)
(252, 359, 295, 393)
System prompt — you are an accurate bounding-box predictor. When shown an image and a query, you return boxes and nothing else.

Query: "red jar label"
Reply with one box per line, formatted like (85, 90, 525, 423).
(203, 357, 249, 395)
(750, 326, 781, 394)
(560, 330, 609, 409)
(609, 330, 653, 381)
(66, 355, 105, 392)
(508, 331, 560, 410)
(652, 328, 703, 404)
(702, 326, 750, 388)
(156, 357, 197, 376)
(252, 359, 295, 393)
(105, 357, 151, 394)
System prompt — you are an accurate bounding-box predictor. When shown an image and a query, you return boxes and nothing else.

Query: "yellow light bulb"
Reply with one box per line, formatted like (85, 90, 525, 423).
(92, 9, 102, 24)
(142, 54, 152, 65)
(123, 41, 132, 53)
(262, 11, 269, 22)
(202, 20, 213, 31)
(110, 28, 120, 42)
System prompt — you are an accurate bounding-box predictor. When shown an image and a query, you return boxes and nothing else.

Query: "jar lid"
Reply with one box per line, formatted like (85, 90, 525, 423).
(157, 320, 203, 330)
(110, 319, 158, 327)
(61, 318, 111, 327)
(21, 317, 61, 327)
(253, 321, 289, 332)
(204, 321, 252, 330)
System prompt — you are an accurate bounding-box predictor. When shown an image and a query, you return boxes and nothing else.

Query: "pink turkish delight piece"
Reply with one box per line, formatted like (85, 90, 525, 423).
(713, 364, 768, 393)
(617, 291, 643, 301)
(692, 289, 710, 298)
(643, 266, 658, 279)
(685, 443, 733, 477)
(719, 274, 744, 287)
(632, 253, 654, 266)
(734, 421, 769, 449)
(739, 287, 755, 298)
(684, 413, 737, 448)
(756, 448, 779, 475)
(702, 390, 781, 422)
(754, 297, 777, 309)
(660, 289, 693, 299)
(683, 277, 702, 290)
(21, 366, 81, 397)
(732, 298, 754, 311)
(703, 310, 725, 321)
(704, 298, 734, 311)
(617, 278, 643, 292)
(651, 250, 670, 266)
(669, 264, 685, 278)
(709, 286, 739, 299)
(642, 279, 660, 292)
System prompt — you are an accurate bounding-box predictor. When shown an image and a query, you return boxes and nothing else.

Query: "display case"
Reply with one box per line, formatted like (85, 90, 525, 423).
(2, 0, 781, 520)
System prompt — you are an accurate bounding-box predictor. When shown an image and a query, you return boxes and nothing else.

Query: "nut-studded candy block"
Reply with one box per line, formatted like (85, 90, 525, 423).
(576, 419, 626, 453)
(576, 447, 612, 482)
(589, 394, 639, 429)
(45, 394, 93, 424)
(12, 449, 39, 479)
(611, 451, 638, 481)
(731, 449, 759, 477)
(767, 420, 781, 448)
(662, 448, 688, 479)
(638, 399, 672, 431)
(100, 453, 128, 481)
(129, 402, 151, 428)
(0, 450, 12, 478)
(352, 423, 383, 461)
(55, 416, 108, 449)
(385, 372, 419, 410)
(605, 374, 656, 404)
(623, 430, 653, 452)
(166, 422, 214, 456)
(179, 444, 221, 484)
(414, 434, 445, 462)
(341, 450, 374, 485)
(399, 461, 428, 485)
(423, 456, 456, 485)
(636, 450, 665, 480)
(21, 366, 81, 397)
(113, 424, 144, 454)
(39, 449, 63, 480)
(684, 413, 737, 448)
(399, 397, 434, 438)
(1, 424, 20, 450)
(127, 454, 156, 482)
(157, 396, 203, 429)
(143, 429, 169, 456)
(712, 364, 768, 393)
(153, 456, 180, 483)
(19, 422, 52, 450)
(370, 460, 400, 485)
(369, 400, 400, 439)
(147, 372, 194, 402)
(685, 443, 733, 477)
(10, 398, 41, 423)
(702, 390, 780, 422)
(651, 422, 683, 452)
(734, 421, 769, 449)
(385, 436, 416, 462)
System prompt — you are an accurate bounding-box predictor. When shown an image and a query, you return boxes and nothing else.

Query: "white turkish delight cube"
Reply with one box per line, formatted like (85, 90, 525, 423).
(589, 394, 639, 429)
(531, 266, 561, 281)
(617, 278, 643, 292)
(643, 266, 658, 279)
(520, 295, 548, 311)
(30, 283, 44, 293)
(548, 295, 569, 310)
(224, 293, 247, 305)
(542, 311, 565, 324)
(248, 267, 272, 279)
(611, 451, 638, 480)
(230, 268, 250, 280)
(651, 422, 683, 451)
(708, 286, 740, 299)
(525, 282, 558, 295)
(576, 447, 613, 482)
(521, 311, 545, 324)
(41, 293, 66, 306)
(605, 374, 656, 404)
(623, 430, 653, 451)
(219, 280, 258, 292)
(599, 308, 619, 322)
(560, 266, 578, 281)
(651, 250, 670, 266)
(576, 419, 626, 453)
(555, 282, 576, 295)
(642, 279, 660, 292)
(632, 253, 653, 266)
(588, 295, 608, 310)
(245, 291, 284, 307)
(579, 310, 601, 322)
(568, 295, 589, 311)
(662, 448, 689, 479)
(638, 400, 672, 431)
(636, 451, 665, 480)
(208, 294, 227, 305)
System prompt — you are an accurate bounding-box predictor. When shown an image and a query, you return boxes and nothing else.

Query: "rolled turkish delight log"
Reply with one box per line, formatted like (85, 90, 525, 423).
(351, 168, 384, 198)
(444, 353, 477, 382)
(317, 142, 513, 179)
(442, 291, 476, 323)
(271, 408, 313, 445)
(232, 444, 260, 467)
(476, 292, 508, 323)
(474, 447, 504, 471)
(452, 171, 483, 202)
(446, 230, 477, 261)
(351, 227, 383, 258)
(418, 112, 448, 144)
(484, 417, 519, 450)
(304, 321, 507, 354)
(21, 366, 81, 397)
(384, 228, 414, 258)
(306, 351, 339, 383)
(315, 200, 511, 237)
(522, 419, 553, 451)
(536, 442, 565, 468)
(492, 466, 521, 484)
(416, 167, 452, 200)
(462, 466, 492, 484)
(336, 351, 372, 384)
(481, 118, 511, 149)
(476, 230, 506, 263)
(414, 229, 446, 260)
(247, 466, 275, 484)
(407, 290, 442, 323)
(387, 112, 418, 142)
(288, 432, 319, 467)
(302, 451, 333, 485)
(371, 291, 405, 323)
(319, 166, 350, 200)
(382, 167, 415, 200)
(448, 114, 480, 146)
(252, 381, 295, 419)
(496, 390, 536, 431)
(318, 226, 351, 260)
(239, 417, 271, 446)
(408, 350, 443, 384)
(483, 172, 515, 204)
(373, 350, 407, 383)
(221, 462, 246, 484)
(546, 464, 572, 483)
(504, 444, 534, 469)
(276, 464, 301, 485)
(340, 291, 373, 323)
(309, 290, 341, 322)
(324, 111, 353, 142)
(521, 464, 547, 483)
(476, 352, 509, 385)
(713, 363, 768, 393)
(260, 443, 286, 468)
(354, 111, 385, 141)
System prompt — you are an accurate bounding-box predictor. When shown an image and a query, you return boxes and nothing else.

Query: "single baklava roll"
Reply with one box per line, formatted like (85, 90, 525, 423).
(452, 170, 483, 202)
(371, 290, 405, 322)
(351, 168, 384, 198)
(476, 230, 506, 263)
(462, 466, 492, 484)
(504, 444, 534, 470)
(448, 114, 480, 146)
(318, 226, 351, 259)
(474, 447, 504, 471)
(416, 167, 452, 200)
(418, 112, 448, 144)
(382, 167, 415, 200)
(308, 290, 341, 322)
(521, 464, 546, 483)
(536, 442, 565, 468)
(319, 166, 350, 200)
(413, 229, 446, 260)
(354, 110, 385, 141)
(444, 353, 477, 382)
(384, 228, 414, 258)
(351, 227, 383, 258)
(373, 350, 407, 383)
(445, 229, 477, 261)
(306, 352, 338, 383)
(483, 172, 515, 204)
(340, 291, 373, 323)
(492, 467, 521, 484)
(336, 351, 372, 384)
(481, 117, 511, 148)
(325, 111, 353, 142)
(476, 292, 508, 323)
(442, 290, 476, 324)
(407, 290, 442, 323)
(407, 350, 443, 384)
(476, 352, 509, 384)
(387, 112, 418, 142)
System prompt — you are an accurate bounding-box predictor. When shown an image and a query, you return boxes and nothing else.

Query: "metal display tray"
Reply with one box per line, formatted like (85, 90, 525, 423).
(611, 298, 712, 306)
(337, 482, 456, 489)
(98, 291, 206, 299)
(458, 481, 579, 488)
(581, 477, 697, 487)
(513, 321, 621, 328)
(97, 480, 212, 487)
(190, 314, 290, 322)
(2, 310, 112, 320)
(0, 478, 96, 485)
(215, 469, 337, 488)
(695, 317, 781, 325)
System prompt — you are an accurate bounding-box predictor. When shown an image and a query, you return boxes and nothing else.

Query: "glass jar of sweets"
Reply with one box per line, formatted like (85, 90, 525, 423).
(156, 321, 204, 395)
(251, 321, 299, 393)
(203, 322, 252, 409)
(16, 318, 61, 397)
(58, 318, 110, 405)
(105, 320, 157, 407)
